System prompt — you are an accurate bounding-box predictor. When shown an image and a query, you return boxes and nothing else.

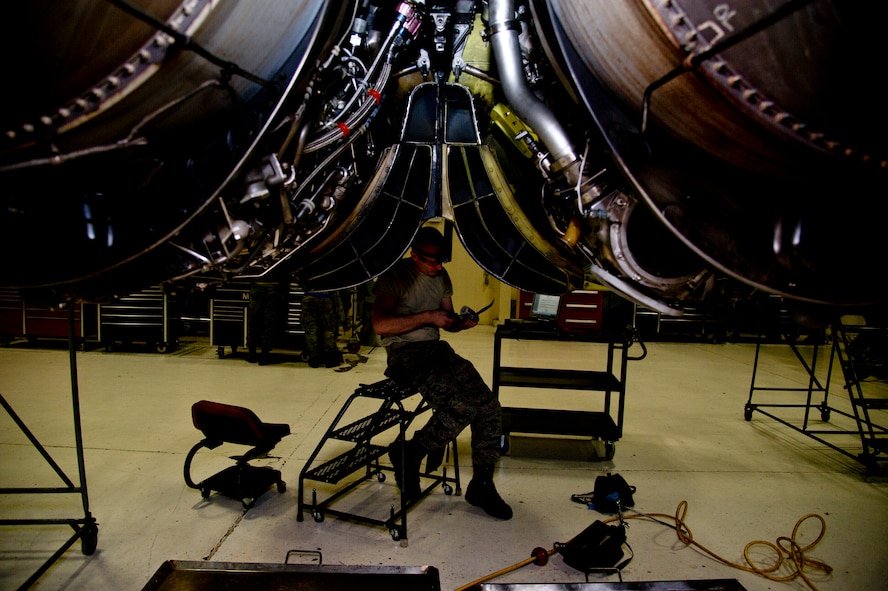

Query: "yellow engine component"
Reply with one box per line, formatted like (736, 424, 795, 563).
(491, 103, 539, 160)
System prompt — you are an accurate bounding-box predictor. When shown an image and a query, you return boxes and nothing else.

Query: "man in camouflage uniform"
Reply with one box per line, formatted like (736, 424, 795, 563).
(372, 226, 511, 520)
(301, 292, 344, 368)
(247, 280, 285, 365)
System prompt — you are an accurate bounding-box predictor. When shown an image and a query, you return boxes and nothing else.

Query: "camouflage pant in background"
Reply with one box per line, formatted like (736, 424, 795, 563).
(385, 339, 502, 466)
(301, 295, 340, 357)
(247, 283, 283, 353)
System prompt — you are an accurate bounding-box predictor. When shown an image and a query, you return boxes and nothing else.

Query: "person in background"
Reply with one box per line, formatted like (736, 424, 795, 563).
(247, 280, 286, 365)
(372, 226, 512, 520)
(301, 291, 344, 368)
(338, 289, 353, 332)
(357, 279, 379, 347)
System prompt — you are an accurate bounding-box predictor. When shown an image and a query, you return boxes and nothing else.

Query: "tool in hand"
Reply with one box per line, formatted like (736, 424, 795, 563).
(458, 300, 494, 323)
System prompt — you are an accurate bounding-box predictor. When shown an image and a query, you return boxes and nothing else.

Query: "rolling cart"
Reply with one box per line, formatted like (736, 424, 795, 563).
(0, 288, 98, 348)
(493, 321, 645, 460)
(282, 283, 307, 349)
(209, 282, 251, 358)
(744, 320, 887, 476)
(209, 282, 306, 358)
(98, 285, 178, 353)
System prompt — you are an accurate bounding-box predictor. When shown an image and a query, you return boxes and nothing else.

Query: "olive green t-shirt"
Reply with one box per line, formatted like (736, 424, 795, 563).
(375, 257, 453, 346)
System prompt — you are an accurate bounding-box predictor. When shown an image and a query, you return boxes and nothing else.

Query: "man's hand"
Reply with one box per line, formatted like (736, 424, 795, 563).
(437, 310, 477, 332)
(460, 316, 478, 329)
(428, 309, 460, 330)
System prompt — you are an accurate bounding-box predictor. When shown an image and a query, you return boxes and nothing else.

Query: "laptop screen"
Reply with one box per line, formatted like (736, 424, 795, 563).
(530, 293, 561, 319)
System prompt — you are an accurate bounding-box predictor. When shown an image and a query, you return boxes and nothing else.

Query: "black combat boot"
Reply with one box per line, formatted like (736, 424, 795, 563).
(388, 439, 426, 502)
(258, 349, 271, 365)
(465, 464, 513, 520)
(323, 349, 344, 368)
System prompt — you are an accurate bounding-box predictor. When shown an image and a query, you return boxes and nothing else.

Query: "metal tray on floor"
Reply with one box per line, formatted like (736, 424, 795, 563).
(475, 581, 747, 590)
(141, 560, 441, 591)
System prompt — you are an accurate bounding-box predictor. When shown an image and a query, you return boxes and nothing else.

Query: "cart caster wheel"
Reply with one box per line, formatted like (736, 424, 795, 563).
(820, 408, 831, 422)
(277, 481, 287, 493)
(376, 471, 386, 482)
(242, 498, 255, 510)
(200, 487, 211, 499)
(443, 484, 454, 495)
(390, 527, 401, 541)
(744, 406, 753, 421)
(312, 510, 324, 523)
(603, 441, 616, 460)
(217, 346, 225, 359)
(156, 342, 169, 354)
(347, 340, 361, 354)
(80, 523, 99, 556)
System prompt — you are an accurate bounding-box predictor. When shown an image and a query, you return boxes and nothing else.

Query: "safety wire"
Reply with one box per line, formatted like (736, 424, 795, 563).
(454, 500, 832, 591)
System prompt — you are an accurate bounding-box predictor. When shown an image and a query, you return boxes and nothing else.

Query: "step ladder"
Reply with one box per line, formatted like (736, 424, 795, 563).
(832, 323, 888, 474)
(297, 379, 460, 545)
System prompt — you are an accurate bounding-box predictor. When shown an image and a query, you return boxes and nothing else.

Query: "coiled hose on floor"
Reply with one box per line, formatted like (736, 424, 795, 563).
(454, 500, 831, 591)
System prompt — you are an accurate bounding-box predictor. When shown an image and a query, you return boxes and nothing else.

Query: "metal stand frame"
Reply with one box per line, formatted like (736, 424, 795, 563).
(297, 379, 460, 546)
(744, 322, 887, 476)
(0, 306, 98, 590)
(493, 323, 646, 460)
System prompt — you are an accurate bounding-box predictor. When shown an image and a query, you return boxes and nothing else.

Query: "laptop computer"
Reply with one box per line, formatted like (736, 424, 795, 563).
(528, 293, 561, 323)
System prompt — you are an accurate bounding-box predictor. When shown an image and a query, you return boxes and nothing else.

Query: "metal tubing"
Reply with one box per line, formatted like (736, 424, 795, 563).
(488, 0, 577, 179)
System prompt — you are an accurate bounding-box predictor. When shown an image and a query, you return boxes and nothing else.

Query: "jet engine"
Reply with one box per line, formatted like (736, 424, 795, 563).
(1, 0, 884, 314)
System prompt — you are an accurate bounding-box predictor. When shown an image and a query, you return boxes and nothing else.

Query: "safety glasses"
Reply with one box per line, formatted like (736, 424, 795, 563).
(412, 248, 448, 265)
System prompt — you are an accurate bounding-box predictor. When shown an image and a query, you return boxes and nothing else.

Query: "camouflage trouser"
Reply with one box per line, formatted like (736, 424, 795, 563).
(301, 295, 339, 356)
(385, 340, 502, 466)
(247, 283, 283, 352)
